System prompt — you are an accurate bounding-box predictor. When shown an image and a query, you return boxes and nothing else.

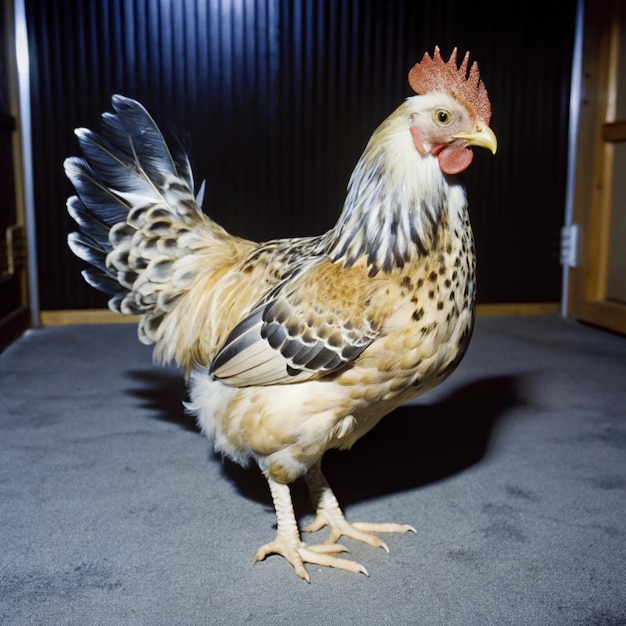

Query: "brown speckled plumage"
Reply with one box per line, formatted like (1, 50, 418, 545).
(66, 48, 496, 582)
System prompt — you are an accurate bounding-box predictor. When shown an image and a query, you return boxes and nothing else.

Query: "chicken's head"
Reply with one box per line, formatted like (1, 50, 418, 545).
(406, 47, 497, 175)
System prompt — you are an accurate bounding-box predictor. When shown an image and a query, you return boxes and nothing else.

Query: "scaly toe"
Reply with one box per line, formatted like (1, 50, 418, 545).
(299, 546, 369, 576)
(303, 514, 416, 553)
(253, 540, 311, 582)
(352, 522, 417, 534)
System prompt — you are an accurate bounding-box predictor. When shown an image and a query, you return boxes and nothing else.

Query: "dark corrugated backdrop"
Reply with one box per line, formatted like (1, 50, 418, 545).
(26, 0, 576, 309)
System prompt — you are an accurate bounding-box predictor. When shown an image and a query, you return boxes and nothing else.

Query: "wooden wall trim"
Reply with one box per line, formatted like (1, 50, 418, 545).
(475, 303, 561, 317)
(40, 310, 141, 325)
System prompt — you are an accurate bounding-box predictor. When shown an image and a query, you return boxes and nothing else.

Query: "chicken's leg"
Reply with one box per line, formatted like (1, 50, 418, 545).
(302, 461, 416, 551)
(253, 476, 368, 582)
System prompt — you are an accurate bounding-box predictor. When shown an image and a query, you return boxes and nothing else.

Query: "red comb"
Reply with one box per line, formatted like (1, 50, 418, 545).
(408, 46, 491, 124)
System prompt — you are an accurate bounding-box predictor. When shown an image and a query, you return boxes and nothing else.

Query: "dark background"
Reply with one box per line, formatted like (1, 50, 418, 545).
(25, 0, 576, 310)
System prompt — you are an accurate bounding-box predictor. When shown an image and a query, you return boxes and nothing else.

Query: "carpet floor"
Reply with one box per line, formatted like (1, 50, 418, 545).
(1, 315, 625, 625)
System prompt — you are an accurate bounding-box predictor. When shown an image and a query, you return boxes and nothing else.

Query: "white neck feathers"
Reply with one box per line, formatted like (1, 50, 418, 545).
(324, 101, 468, 275)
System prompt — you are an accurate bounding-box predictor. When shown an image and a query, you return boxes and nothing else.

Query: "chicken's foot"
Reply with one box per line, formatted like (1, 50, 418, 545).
(302, 461, 416, 551)
(254, 476, 369, 582)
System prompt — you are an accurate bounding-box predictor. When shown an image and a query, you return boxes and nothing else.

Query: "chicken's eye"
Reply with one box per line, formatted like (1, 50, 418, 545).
(434, 109, 452, 126)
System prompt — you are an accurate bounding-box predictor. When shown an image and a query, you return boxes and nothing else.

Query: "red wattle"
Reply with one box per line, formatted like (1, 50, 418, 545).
(437, 146, 474, 175)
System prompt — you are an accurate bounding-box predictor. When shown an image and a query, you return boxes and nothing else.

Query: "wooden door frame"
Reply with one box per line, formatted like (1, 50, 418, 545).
(566, 0, 626, 334)
(0, 0, 30, 352)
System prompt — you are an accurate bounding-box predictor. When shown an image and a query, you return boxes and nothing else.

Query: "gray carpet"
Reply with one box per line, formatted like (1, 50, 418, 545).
(1, 315, 625, 625)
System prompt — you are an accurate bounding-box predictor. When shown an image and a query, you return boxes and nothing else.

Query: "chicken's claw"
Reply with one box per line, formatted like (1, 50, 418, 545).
(303, 463, 417, 553)
(253, 537, 368, 583)
(302, 514, 416, 553)
(259, 476, 370, 581)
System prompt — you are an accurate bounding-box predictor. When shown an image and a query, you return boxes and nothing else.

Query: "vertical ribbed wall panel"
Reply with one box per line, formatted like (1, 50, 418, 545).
(26, 0, 576, 309)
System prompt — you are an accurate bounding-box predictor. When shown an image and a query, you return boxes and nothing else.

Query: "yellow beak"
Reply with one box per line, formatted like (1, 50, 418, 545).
(453, 124, 498, 154)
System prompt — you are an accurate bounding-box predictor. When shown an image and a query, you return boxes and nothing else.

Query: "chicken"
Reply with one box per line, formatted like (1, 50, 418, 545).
(65, 46, 496, 582)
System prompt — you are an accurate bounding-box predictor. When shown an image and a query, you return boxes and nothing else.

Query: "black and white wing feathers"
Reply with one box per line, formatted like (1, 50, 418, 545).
(209, 260, 381, 386)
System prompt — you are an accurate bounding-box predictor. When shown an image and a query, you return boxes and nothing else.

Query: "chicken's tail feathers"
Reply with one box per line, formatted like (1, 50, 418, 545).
(66, 95, 199, 214)
(65, 95, 225, 346)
